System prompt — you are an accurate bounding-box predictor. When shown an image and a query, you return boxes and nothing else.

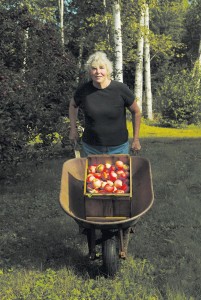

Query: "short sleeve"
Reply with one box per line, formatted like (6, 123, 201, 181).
(121, 83, 135, 107)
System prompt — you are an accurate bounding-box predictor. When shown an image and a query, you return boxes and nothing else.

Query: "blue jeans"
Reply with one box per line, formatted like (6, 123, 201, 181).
(82, 140, 129, 156)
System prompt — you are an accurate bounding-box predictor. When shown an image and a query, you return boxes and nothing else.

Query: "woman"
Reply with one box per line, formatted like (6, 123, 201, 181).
(69, 51, 141, 155)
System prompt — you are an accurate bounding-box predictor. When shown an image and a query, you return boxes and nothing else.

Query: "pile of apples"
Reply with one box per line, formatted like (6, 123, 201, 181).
(86, 160, 130, 194)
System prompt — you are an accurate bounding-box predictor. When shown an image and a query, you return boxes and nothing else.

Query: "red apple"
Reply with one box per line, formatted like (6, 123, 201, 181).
(115, 160, 124, 169)
(116, 170, 127, 180)
(121, 183, 129, 193)
(93, 172, 102, 179)
(104, 184, 114, 193)
(114, 179, 123, 188)
(86, 174, 95, 183)
(109, 170, 118, 181)
(109, 165, 116, 171)
(88, 165, 96, 173)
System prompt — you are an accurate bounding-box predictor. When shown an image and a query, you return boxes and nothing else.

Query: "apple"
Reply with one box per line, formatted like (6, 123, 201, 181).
(116, 170, 127, 180)
(105, 163, 111, 170)
(109, 170, 118, 181)
(100, 181, 107, 189)
(86, 174, 95, 183)
(88, 165, 96, 173)
(107, 180, 114, 186)
(92, 178, 102, 189)
(104, 184, 114, 193)
(115, 160, 124, 169)
(123, 163, 130, 171)
(121, 183, 129, 193)
(96, 164, 105, 173)
(93, 172, 102, 179)
(115, 189, 125, 194)
(114, 179, 123, 188)
(109, 165, 116, 171)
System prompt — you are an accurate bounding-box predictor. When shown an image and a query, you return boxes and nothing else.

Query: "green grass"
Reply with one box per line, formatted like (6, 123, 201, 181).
(1, 129, 201, 299)
(127, 121, 201, 138)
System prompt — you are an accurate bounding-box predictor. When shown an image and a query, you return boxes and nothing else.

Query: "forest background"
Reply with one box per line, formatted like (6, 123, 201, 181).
(1, 0, 201, 178)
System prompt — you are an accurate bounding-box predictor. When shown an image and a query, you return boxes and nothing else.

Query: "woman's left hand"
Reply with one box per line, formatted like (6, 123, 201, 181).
(131, 139, 141, 152)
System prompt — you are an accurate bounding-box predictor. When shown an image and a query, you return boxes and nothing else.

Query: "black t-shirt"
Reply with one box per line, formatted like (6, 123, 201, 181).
(74, 80, 134, 146)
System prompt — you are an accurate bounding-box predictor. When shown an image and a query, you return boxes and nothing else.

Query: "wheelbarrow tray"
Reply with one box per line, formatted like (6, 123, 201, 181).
(59, 156, 154, 230)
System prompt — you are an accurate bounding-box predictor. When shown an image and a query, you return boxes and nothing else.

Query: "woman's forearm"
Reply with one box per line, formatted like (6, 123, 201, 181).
(69, 99, 79, 140)
(69, 99, 78, 129)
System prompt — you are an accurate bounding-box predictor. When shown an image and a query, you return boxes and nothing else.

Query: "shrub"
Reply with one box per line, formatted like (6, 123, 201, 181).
(0, 6, 77, 179)
(156, 69, 201, 127)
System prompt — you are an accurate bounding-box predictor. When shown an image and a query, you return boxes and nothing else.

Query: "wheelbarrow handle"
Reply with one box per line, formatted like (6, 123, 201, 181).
(74, 140, 81, 158)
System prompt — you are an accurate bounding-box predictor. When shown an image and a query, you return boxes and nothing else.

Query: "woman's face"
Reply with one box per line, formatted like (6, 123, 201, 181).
(89, 63, 109, 84)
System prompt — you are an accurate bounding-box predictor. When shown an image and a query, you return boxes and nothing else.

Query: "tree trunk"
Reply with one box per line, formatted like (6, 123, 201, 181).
(144, 3, 153, 120)
(22, 28, 29, 75)
(113, 0, 123, 82)
(58, 0, 64, 49)
(134, 7, 144, 112)
(103, 0, 110, 43)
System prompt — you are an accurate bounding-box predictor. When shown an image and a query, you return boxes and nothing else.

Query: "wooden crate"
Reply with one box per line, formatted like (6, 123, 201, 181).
(84, 154, 132, 218)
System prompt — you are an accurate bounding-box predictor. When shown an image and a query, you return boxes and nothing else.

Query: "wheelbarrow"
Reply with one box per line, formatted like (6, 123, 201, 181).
(59, 156, 154, 276)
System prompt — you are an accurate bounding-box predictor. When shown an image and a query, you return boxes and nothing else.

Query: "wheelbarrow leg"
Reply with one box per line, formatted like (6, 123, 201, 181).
(86, 228, 97, 260)
(119, 228, 131, 259)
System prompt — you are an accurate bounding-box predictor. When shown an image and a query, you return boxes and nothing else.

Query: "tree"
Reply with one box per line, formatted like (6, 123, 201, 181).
(144, 2, 153, 119)
(134, 4, 145, 112)
(113, 0, 123, 82)
(58, 0, 65, 49)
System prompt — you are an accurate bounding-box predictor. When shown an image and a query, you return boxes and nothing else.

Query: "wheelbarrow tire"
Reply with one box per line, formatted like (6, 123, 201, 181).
(103, 237, 119, 277)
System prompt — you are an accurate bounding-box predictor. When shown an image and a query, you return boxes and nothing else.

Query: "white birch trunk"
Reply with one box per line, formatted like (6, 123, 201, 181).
(59, 0, 64, 49)
(144, 3, 153, 120)
(113, 0, 123, 82)
(76, 38, 84, 83)
(103, 0, 110, 43)
(134, 8, 144, 112)
(22, 28, 29, 75)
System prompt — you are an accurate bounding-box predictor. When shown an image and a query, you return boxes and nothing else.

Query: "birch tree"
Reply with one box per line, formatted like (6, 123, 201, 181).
(113, 0, 123, 82)
(134, 5, 145, 112)
(144, 3, 153, 119)
(58, 0, 65, 49)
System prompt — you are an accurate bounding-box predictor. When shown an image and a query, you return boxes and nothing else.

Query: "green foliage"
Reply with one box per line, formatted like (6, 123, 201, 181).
(0, 4, 76, 179)
(156, 69, 201, 127)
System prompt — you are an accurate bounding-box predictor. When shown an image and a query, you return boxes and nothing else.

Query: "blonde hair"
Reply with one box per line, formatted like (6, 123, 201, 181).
(85, 51, 113, 79)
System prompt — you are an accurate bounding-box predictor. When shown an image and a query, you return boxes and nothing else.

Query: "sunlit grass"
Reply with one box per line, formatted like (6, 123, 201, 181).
(0, 260, 193, 300)
(127, 121, 201, 138)
(30, 122, 201, 145)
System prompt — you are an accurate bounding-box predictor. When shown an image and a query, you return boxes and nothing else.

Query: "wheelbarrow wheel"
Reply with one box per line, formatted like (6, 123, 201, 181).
(102, 237, 119, 276)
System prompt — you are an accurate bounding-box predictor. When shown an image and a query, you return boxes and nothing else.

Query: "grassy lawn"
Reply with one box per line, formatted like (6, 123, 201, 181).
(127, 121, 201, 138)
(0, 125, 201, 299)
